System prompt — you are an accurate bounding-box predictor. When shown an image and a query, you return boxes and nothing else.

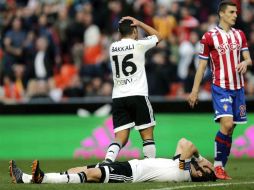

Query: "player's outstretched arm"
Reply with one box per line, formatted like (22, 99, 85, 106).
(120, 16, 162, 43)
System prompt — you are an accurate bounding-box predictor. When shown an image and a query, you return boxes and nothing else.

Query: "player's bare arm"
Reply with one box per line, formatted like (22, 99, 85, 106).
(176, 138, 213, 172)
(188, 59, 208, 108)
(236, 50, 252, 74)
(120, 16, 162, 43)
(177, 138, 199, 160)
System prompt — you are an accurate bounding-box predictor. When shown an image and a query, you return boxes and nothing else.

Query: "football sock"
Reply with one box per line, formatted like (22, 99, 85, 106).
(104, 142, 122, 162)
(143, 139, 156, 158)
(214, 131, 231, 167)
(41, 172, 86, 183)
(22, 173, 32, 183)
(226, 136, 232, 157)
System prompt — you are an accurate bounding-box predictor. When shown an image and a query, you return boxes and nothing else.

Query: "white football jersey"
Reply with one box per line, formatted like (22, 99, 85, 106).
(129, 158, 191, 182)
(109, 35, 158, 99)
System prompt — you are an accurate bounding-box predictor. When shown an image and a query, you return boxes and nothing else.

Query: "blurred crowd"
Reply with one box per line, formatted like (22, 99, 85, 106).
(0, 0, 253, 104)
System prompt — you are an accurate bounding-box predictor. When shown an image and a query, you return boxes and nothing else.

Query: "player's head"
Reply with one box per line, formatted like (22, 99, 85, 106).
(118, 19, 138, 39)
(190, 159, 217, 182)
(217, 0, 237, 26)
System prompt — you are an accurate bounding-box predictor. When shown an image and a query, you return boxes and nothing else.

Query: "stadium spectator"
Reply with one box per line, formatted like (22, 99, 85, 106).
(146, 49, 171, 95)
(54, 6, 71, 58)
(0, 71, 24, 103)
(26, 36, 53, 80)
(166, 34, 180, 81)
(9, 138, 217, 184)
(25, 36, 54, 100)
(37, 13, 61, 69)
(177, 31, 199, 87)
(67, 9, 85, 68)
(103, 0, 125, 34)
(188, 1, 253, 180)
(134, 0, 155, 27)
(3, 17, 27, 75)
(80, 10, 104, 80)
(62, 74, 84, 98)
(152, 5, 177, 39)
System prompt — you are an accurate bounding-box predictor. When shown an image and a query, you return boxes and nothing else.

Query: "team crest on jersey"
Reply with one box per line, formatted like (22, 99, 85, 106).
(223, 104, 228, 111)
(239, 105, 246, 117)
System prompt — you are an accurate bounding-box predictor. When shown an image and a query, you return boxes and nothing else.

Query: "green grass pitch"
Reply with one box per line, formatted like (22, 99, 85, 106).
(1, 158, 254, 190)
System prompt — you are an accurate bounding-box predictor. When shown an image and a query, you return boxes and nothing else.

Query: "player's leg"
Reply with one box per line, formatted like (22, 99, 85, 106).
(104, 129, 130, 163)
(31, 160, 102, 184)
(139, 126, 156, 158)
(134, 96, 156, 158)
(216, 117, 234, 165)
(103, 97, 134, 163)
(217, 88, 247, 176)
(212, 85, 234, 180)
(214, 116, 234, 180)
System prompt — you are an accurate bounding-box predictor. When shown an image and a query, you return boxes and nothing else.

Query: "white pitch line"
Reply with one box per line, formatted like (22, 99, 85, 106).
(150, 181, 254, 190)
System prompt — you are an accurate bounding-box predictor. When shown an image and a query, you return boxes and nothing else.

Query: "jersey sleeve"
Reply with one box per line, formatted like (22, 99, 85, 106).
(199, 33, 211, 60)
(239, 30, 249, 52)
(137, 35, 159, 52)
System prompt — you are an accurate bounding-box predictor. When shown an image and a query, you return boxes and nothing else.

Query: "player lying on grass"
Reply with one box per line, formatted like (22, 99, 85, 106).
(9, 138, 217, 184)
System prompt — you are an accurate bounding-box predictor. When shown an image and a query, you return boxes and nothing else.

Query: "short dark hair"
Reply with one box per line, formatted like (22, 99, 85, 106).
(218, 0, 237, 14)
(190, 158, 217, 182)
(118, 19, 136, 36)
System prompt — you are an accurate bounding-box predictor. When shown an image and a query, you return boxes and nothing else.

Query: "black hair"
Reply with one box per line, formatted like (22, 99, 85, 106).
(118, 19, 136, 36)
(190, 158, 217, 182)
(218, 0, 237, 14)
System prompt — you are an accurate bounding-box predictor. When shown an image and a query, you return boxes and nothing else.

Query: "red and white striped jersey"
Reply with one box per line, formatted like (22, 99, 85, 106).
(199, 26, 249, 90)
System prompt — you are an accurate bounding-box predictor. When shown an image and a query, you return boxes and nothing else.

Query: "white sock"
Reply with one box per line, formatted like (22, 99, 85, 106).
(143, 139, 156, 158)
(42, 173, 86, 184)
(105, 142, 122, 162)
(214, 161, 223, 168)
(22, 173, 32, 183)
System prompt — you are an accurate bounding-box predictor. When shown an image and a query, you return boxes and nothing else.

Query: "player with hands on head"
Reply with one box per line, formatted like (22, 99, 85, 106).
(100, 16, 162, 165)
(9, 138, 216, 184)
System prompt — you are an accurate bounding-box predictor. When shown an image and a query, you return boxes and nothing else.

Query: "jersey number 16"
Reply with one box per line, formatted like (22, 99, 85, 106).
(112, 54, 137, 78)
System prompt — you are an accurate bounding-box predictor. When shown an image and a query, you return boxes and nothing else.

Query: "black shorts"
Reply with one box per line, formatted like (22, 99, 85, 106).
(112, 96, 156, 133)
(99, 161, 133, 183)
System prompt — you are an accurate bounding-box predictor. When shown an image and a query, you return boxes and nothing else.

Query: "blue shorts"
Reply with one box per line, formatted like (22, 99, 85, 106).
(212, 84, 247, 124)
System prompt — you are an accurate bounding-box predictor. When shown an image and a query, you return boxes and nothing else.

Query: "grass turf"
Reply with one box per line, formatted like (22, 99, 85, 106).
(1, 158, 254, 190)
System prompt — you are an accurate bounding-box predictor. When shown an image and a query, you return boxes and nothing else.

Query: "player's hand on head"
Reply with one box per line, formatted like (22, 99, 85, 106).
(236, 61, 248, 74)
(187, 92, 198, 108)
(198, 158, 213, 172)
(119, 16, 140, 26)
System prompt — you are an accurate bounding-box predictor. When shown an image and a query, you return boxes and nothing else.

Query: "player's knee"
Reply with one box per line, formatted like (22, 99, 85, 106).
(222, 120, 234, 133)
